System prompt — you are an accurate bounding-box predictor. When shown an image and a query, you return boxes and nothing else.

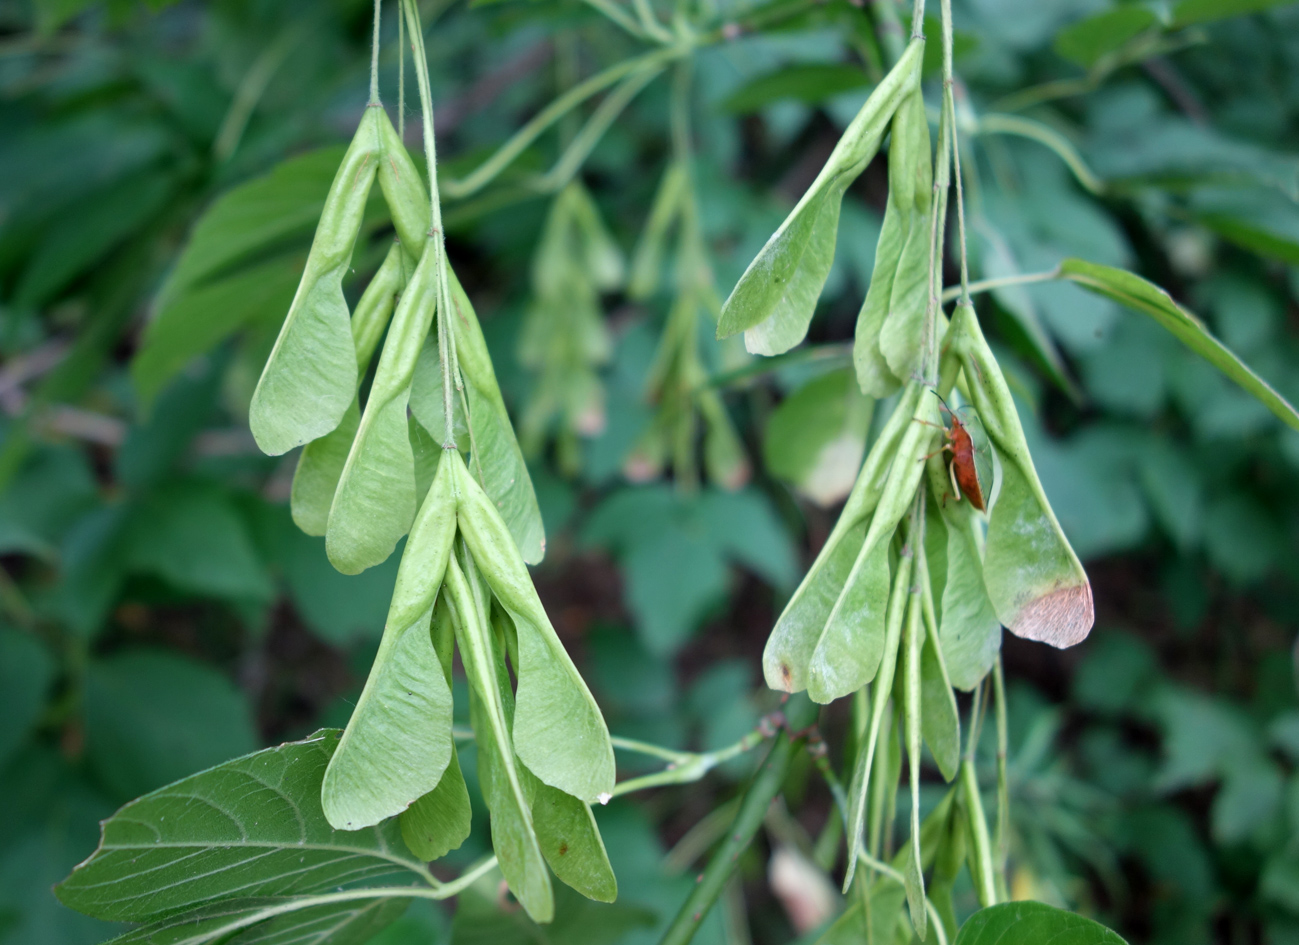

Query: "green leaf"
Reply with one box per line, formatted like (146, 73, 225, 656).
(919, 595, 962, 782)
(953, 901, 1128, 945)
(157, 146, 346, 305)
(121, 483, 273, 602)
(721, 63, 871, 113)
(763, 368, 873, 506)
(1053, 8, 1158, 68)
(250, 112, 382, 457)
(0, 629, 56, 767)
(1171, 0, 1294, 27)
(718, 40, 923, 356)
(450, 270, 546, 565)
(0, 444, 97, 557)
(102, 896, 410, 945)
(951, 304, 1093, 648)
(322, 454, 457, 830)
(15, 169, 174, 310)
(326, 240, 438, 575)
(82, 651, 257, 802)
(134, 260, 303, 412)
(454, 454, 615, 804)
(56, 730, 434, 923)
(1060, 258, 1299, 432)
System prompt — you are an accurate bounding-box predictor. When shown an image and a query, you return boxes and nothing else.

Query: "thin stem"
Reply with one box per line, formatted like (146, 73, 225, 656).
(531, 62, 663, 193)
(656, 695, 818, 945)
(870, 0, 907, 64)
(402, 0, 458, 446)
(909, 0, 926, 38)
(940, 267, 1059, 303)
(975, 113, 1105, 195)
(961, 759, 997, 907)
(856, 851, 951, 945)
(921, 82, 951, 385)
(993, 656, 1010, 902)
(940, 0, 970, 304)
(634, 0, 675, 43)
(214, 26, 299, 162)
(612, 718, 775, 796)
(583, 0, 650, 39)
(442, 46, 683, 199)
(369, 0, 382, 104)
(397, 2, 405, 138)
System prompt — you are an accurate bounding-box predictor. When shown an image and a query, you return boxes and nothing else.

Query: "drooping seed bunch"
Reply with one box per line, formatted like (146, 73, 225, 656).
(624, 153, 750, 491)
(717, 31, 1092, 938)
(518, 181, 621, 475)
(246, 0, 614, 923)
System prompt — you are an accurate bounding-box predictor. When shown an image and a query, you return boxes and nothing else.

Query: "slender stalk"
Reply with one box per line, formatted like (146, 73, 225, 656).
(402, 0, 458, 446)
(397, 1, 405, 138)
(442, 46, 683, 199)
(583, 0, 650, 39)
(369, 0, 382, 105)
(961, 759, 997, 907)
(656, 695, 818, 945)
(992, 657, 1011, 901)
(940, 0, 971, 304)
(856, 851, 950, 945)
(611, 723, 772, 796)
(975, 113, 1105, 195)
(909, 0, 926, 38)
(940, 267, 1058, 302)
(532, 62, 663, 192)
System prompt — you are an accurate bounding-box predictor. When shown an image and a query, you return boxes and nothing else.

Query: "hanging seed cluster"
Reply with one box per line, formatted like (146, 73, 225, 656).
(717, 34, 1093, 936)
(518, 181, 620, 475)
(625, 159, 749, 490)
(247, 23, 616, 920)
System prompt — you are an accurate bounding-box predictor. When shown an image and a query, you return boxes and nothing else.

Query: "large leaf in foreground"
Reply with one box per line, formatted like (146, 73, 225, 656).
(56, 731, 433, 924)
(1060, 258, 1299, 432)
(954, 901, 1128, 945)
(104, 896, 409, 945)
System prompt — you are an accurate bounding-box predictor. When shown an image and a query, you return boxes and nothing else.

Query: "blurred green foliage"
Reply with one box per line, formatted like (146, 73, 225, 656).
(2, 0, 1299, 942)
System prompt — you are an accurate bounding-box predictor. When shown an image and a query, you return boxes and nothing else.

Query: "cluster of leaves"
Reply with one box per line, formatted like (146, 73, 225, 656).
(3, 0, 1299, 943)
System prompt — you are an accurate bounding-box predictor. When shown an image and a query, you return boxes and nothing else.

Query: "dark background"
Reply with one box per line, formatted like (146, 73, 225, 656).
(3, 0, 1299, 942)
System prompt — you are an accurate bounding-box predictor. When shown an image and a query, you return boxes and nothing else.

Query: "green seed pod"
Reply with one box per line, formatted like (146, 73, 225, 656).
(923, 451, 1001, 690)
(843, 526, 915, 892)
(399, 596, 473, 861)
(878, 86, 934, 384)
(763, 381, 921, 696)
(949, 302, 1094, 647)
(718, 39, 924, 356)
(855, 82, 932, 398)
(448, 270, 546, 564)
(916, 545, 961, 780)
(374, 108, 429, 256)
(446, 550, 554, 923)
(901, 581, 926, 940)
(451, 451, 615, 804)
(320, 448, 458, 832)
(251, 107, 383, 456)
(700, 390, 750, 492)
(290, 242, 407, 536)
(326, 238, 439, 574)
(565, 182, 625, 293)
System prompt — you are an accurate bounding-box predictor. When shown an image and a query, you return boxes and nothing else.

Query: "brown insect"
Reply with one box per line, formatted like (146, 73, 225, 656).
(923, 395, 992, 511)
